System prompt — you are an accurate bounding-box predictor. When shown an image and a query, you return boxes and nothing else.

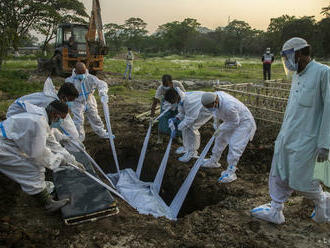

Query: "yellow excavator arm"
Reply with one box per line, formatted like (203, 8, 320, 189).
(86, 0, 107, 69)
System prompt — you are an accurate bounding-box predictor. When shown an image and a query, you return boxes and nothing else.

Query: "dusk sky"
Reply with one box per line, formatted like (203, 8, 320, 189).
(82, 0, 328, 33)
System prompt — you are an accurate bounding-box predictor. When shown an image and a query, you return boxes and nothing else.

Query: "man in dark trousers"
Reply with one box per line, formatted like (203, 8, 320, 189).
(262, 48, 274, 80)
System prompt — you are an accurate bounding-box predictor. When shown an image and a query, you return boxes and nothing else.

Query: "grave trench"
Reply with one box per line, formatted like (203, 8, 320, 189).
(90, 139, 228, 218)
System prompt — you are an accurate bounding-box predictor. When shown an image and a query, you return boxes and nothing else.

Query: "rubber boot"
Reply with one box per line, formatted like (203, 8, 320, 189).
(34, 189, 69, 212)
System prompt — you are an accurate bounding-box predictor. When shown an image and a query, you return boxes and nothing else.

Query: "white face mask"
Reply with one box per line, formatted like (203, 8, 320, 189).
(163, 86, 170, 90)
(281, 49, 298, 72)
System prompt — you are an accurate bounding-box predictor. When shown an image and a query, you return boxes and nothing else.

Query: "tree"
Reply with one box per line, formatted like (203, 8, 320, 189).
(34, 0, 88, 53)
(316, 17, 330, 57)
(266, 15, 296, 53)
(281, 16, 316, 43)
(321, 3, 330, 17)
(123, 17, 148, 50)
(223, 20, 253, 55)
(104, 23, 126, 52)
(157, 18, 200, 53)
(0, 0, 54, 70)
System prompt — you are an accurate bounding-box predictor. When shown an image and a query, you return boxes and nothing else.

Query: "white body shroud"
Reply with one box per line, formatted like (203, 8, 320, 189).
(65, 70, 108, 141)
(211, 91, 256, 166)
(177, 91, 213, 153)
(0, 104, 77, 195)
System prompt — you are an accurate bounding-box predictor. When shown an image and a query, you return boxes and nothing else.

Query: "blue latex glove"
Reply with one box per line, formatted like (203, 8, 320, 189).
(170, 129, 176, 139)
(168, 117, 178, 127)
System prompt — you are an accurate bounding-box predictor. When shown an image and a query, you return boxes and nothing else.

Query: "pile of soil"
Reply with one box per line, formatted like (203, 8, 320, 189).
(1, 88, 330, 248)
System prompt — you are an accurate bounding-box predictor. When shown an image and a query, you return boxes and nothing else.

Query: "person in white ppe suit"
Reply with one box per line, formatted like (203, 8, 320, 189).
(201, 91, 256, 183)
(65, 62, 109, 142)
(6, 77, 80, 152)
(165, 88, 213, 162)
(251, 37, 330, 224)
(0, 100, 85, 212)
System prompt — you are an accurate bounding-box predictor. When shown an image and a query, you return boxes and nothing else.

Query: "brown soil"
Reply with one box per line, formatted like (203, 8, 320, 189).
(1, 94, 330, 248)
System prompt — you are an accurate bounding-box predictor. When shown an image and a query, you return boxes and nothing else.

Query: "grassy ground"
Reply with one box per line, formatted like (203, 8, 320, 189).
(0, 55, 329, 117)
(105, 55, 287, 82)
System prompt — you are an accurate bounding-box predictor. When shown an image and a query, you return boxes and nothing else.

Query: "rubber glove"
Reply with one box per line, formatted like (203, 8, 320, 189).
(178, 121, 186, 131)
(213, 119, 219, 131)
(100, 95, 109, 104)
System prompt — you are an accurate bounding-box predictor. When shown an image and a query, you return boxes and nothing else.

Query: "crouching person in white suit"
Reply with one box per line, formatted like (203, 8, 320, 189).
(165, 89, 213, 163)
(0, 100, 85, 212)
(201, 92, 256, 184)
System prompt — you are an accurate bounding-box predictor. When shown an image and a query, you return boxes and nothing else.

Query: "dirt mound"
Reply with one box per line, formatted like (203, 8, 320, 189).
(1, 101, 330, 248)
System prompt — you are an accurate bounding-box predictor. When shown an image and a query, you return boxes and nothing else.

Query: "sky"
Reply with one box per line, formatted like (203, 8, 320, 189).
(81, 0, 328, 33)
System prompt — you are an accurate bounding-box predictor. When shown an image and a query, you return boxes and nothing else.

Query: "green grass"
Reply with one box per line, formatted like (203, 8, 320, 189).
(1, 55, 329, 117)
(104, 55, 287, 82)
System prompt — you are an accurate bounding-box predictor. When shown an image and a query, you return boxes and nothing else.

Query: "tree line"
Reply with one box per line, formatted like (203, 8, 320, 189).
(0, 1, 329, 71)
(104, 11, 330, 58)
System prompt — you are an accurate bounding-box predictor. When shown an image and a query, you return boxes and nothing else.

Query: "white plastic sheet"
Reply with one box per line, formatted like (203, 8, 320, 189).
(153, 137, 172, 194)
(170, 135, 215, 218)
(102, 102, 120, 174)
(108, 169, 174, 219)
(136, 121, 152, 179)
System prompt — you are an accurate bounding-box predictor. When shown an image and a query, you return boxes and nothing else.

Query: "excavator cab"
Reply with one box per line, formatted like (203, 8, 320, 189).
(38, 0, 107, 76)
(53, 23, 105, 75)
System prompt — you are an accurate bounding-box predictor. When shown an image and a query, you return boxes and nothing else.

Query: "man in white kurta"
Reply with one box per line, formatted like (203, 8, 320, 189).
(251, 37, 330, 224)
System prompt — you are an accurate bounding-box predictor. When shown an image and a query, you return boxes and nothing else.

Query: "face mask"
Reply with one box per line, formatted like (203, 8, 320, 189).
(285, 58, 298, 71)
(208, 108, 217, 113)
(163, 86, 170, 90)
(51, 118, 64, 129)
(282, 49, 298, 72)
(75, 74, 86, 81)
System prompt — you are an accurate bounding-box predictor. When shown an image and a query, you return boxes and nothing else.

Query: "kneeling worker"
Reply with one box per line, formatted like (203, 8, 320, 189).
(0, 100, 85, 212)
(201, 91, 256, 183)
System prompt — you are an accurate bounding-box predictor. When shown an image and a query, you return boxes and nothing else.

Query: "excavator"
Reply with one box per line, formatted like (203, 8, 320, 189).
(39, 0, 107, 75)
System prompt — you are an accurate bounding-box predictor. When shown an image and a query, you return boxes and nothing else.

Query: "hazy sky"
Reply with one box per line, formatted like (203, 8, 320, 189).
(82, 0, 328, 33)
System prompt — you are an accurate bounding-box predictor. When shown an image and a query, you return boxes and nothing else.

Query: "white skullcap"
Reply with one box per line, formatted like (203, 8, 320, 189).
(201, 92, 217, 106)
(282, 37, 309, 52)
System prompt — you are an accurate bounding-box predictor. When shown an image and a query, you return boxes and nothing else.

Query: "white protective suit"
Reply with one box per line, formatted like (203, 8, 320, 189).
(0, 103, 77, 195)
(65, 70, 108, 141)
(210, 91, 256, 166)
(6, 77, 80, 152)
(177, 91, 213, 153)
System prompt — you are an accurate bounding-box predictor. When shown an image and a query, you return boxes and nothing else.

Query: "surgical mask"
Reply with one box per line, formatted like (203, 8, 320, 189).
(208, 108, 217, 113)
(281, 48, 298, 72)
(284, 58, 298, 71)
(163, 86, 170, 90)
(51, 118, 64, 129)
(75, 74, 86, 81)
